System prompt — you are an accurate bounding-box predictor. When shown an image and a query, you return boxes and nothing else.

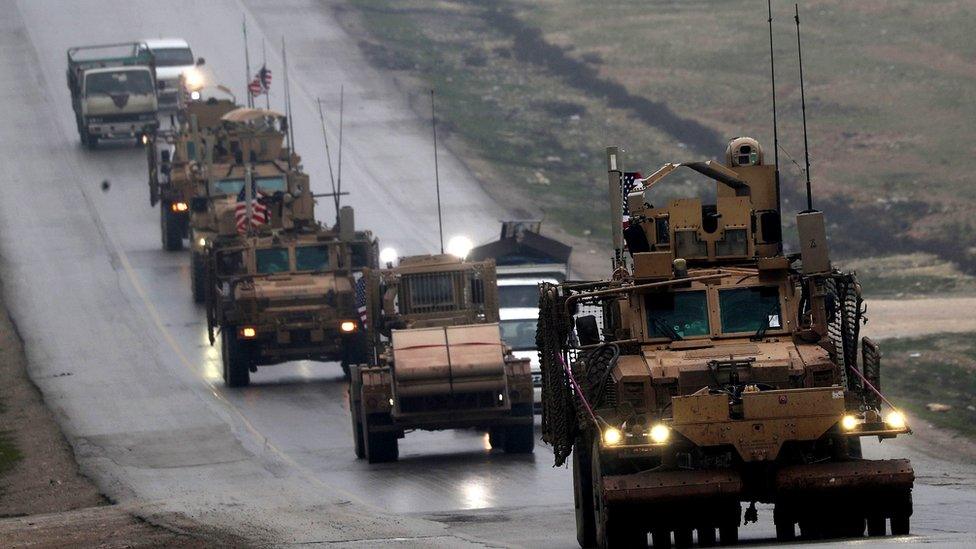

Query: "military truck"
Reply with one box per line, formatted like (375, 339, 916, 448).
(349, 253, 535, 463)
(67, 42, 158, 148)
(146, 93, 238, 251)
(206, 208, 377, 387)
(537, 139, 914, 547)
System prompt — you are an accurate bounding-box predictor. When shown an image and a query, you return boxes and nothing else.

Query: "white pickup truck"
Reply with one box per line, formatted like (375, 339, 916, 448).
(138, 39, 205, 113)
(66, 42, 158, 148)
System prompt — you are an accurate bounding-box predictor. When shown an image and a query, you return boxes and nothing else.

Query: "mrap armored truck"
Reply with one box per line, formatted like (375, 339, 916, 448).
(349, 253, 534, 463)
(538, 139, 914, 547)
(66, 42, 158, 148)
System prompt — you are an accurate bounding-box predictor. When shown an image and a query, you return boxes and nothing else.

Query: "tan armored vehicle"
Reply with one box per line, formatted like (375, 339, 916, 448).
(207, 209, 377, 387)
(146, 93, 238, 251)
(349, 253, 535, 463)
(538, 139, 914, 547)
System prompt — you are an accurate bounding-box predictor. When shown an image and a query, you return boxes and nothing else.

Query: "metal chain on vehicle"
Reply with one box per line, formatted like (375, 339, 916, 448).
(537, 282, 577, 466)
(825, 271, 865, 392)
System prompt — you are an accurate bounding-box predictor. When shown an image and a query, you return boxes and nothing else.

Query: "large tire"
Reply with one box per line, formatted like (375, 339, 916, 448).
(573, 436, 596, 548)
(221, 327, 250, 388)
(161, 203, 184, 251)
(349, 366, 365, 459)
(592, 439, 644, 548)
(190, 251, 206, 304)
(502, 404, 535, 454)
(362, 410, 398, 464)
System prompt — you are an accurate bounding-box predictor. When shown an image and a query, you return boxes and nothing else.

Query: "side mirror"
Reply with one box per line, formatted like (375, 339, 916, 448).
(196, 57, 206, 66)
(190, 197, 209, 213)
(576, 315, 601, 347)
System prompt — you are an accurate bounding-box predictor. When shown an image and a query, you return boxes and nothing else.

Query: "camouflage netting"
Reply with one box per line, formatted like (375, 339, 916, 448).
(825, 271, 866, 393)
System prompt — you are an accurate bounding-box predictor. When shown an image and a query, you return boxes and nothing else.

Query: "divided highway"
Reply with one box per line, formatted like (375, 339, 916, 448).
(1, 0, 974, 546)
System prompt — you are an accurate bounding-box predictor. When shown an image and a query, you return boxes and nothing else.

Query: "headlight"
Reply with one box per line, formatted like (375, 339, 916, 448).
(141, 134, 150, 145)
(171, 201, 188, 212)
(841, 414, 859, 431)
(446, 235, 473, 260)
(340, 321, 357, 333)
(190, 90, 201, 101)
(184, 68, 205, 90)
(649, 424, 670, 444)
(885, 411, 907, 429)
(379, 247, 398, 267)
(240, 327, 257, 339)
(197, 237, 208, 248)
(602, 427, 622, 446)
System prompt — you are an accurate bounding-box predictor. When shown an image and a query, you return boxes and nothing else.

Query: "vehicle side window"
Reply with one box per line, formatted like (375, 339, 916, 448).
(350, 243, 370, 269)
(216, 251, 245, 277)
(255, 247, 290, 274)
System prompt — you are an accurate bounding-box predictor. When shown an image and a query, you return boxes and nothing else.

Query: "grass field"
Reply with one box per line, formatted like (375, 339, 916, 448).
(346, 0, 976, 275)
(883, 332, 976, 438)
(0, 398, 23, 480)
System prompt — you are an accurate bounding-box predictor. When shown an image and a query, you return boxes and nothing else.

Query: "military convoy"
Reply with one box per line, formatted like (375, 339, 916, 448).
(349, 253, 535, 462)
(537, 139, 915, 547)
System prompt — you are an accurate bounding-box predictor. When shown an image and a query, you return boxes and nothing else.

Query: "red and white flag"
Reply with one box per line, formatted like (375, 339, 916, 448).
(235, 185, 270, 234)
(248, 65, 272, 98)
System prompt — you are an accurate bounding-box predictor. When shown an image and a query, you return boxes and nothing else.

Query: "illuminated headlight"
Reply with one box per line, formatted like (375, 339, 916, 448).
(197, 237, 208, 248)
(340, 321, 357, 333)
(885, 411, 907, 429)
(602, 427, 622, 446)
(183, 68, 205, 90)
(649, 424, 671, 444)
(171, 201, 189, 212)
(190, 90, 201, 101)
(240, 327, 257, 339)
(379, 247, 398, 267)
(446, 235, 473, 260)
(141, 134, 149, 145)
(841, 414, 859, 431)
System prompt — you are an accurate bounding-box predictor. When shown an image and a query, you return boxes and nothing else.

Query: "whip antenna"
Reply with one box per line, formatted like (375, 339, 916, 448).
(431, 89, 444, 255)
(242, 17, 253, 108)
(767, 0, 782, 218)
(336, 85, 344, 216)
(795, 3, 814, 211)
(316, 98, 339, 219)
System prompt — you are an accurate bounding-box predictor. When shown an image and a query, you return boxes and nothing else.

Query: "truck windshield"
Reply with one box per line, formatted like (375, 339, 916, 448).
(499, 285, 539, 308)
(255, 248, 290, 274)
(86, 70, 153, 95)
(295, 246, 330, 271)
(719, 286, 782, 334)
(500, 319, 537, 351)
(213, 176, 287, 196)
(216, 250, 245, 277)
(151, 48, 194, 67)
(645, 291, 710, 339)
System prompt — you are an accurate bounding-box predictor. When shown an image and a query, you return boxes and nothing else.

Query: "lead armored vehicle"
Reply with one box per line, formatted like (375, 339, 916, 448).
(349, 253, 534, 463)
(538, 139, 914, 547)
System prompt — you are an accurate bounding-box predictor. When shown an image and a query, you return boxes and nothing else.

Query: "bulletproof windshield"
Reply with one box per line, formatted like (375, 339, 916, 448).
(645, 291, 710, 339)
(213, 176, 287, 196)
(216, 250, 245, 277)
(499, 285, 539, 308)
(255, 247, 290, 274)
(295, 245, 330, 271)
(402, 272, 458, 314)
(719, 286, 782, 334)
(151, 47, 194, 67)
(86, 70, 154, 95)
(500, 319, 537, 351)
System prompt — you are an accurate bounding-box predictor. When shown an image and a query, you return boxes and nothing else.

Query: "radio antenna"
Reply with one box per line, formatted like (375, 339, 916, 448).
(431, 89, 445, 255)
(336, 85, 344, 217)
(794, 3, 814, 211)
(242, 17, 253, 108)
(316, 98, 340, 219)
(281, 37, 296, 167)
(767, 0, 782, 217)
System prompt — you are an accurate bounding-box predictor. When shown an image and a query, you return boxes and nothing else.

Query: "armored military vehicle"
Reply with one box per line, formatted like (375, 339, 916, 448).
(206, 206, 376, 387)
(146, 92, 238, 251)
(538, 139, 914, 547)
(66, 42, 158, 148)
(349, 253, 535, 463)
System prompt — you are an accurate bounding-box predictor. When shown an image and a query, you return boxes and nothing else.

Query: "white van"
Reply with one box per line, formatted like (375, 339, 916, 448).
(499, 307, 541, 410)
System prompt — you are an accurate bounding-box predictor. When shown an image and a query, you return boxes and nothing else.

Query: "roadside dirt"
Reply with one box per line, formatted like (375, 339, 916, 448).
(0, 294, 245, 547)
(862, 296, 976, 340)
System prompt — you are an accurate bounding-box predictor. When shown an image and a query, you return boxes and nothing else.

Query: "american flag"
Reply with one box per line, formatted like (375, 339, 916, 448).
(248, 65, 272, 98)
(353, 271, 368, 326)
(234, 183, 270, 234)
(621, 171, 643, 229)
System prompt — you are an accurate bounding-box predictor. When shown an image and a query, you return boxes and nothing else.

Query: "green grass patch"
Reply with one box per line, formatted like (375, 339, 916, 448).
(882, 333, 976, 438)
(841, 253, 976, 297)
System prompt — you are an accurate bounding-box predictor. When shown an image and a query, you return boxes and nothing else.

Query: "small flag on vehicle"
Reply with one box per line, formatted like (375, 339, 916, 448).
(621, 171, 643, 229)
(235, 183, 270, 234)
(249, 64, 272, 98)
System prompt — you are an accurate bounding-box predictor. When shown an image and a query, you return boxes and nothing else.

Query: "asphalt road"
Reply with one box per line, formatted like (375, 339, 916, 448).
(1, 0, 974, 547)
